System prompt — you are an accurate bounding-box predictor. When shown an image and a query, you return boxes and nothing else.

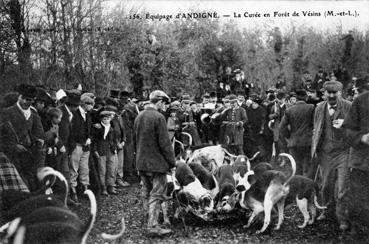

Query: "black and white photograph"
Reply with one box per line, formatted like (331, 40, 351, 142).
(1, 0, 369, 243)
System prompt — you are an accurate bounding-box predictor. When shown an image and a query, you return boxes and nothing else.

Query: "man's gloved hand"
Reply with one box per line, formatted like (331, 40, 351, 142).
(236, 121, 243, 127)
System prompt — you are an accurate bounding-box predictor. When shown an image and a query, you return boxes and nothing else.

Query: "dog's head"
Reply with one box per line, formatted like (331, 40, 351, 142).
(224, 191, 240, 212)
(235, 170, 256, 192)
(218, 183, 236, 213)
(199, 194, 214, 213)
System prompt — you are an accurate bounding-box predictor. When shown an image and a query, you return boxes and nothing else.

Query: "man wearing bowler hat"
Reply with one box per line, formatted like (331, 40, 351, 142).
(0, 84, 45, 191)
(311, 80, 351, 230)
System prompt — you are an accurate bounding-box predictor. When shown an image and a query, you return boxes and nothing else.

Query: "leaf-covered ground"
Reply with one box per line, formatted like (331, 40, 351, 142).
(73, 183, 369, 244)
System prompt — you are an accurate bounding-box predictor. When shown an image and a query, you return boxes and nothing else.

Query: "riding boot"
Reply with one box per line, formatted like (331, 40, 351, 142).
(70, 187, 79, 203)
(107, 185, 118, 195)
(101, 186, 109, 196)
(147, 201, 172, 236)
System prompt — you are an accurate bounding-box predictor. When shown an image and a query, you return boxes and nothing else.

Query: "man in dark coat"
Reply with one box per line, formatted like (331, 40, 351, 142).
(58, 91, 80, 192)
(121, 92, 139, 183)
(134, 90, 175, 236)
(311, 81, 351, 230)
(0, 84, 45, 191)
(245, 95, 267, 160)
(178, 94, 201, 146)
(342, 76, 369, 234)
(280, 89, 315, 176)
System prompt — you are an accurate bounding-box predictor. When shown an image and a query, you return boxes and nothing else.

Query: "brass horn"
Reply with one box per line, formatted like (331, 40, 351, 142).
(200, 113, 211, 125)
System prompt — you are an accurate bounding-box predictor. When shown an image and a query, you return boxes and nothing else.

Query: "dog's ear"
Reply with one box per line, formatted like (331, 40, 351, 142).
(248, 174, 257, 186)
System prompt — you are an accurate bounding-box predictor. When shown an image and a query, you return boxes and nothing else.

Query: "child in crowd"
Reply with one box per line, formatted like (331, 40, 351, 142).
(92, 107, 119, 196)
(44, 107, 66, 171)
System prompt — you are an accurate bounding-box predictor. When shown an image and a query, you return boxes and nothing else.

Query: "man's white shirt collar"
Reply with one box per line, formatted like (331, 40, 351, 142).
(16, 101, 31, 120)
(79, 106, 87, 121)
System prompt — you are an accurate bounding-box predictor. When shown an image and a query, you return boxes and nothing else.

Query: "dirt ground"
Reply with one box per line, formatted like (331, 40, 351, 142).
(71, 183, 369, 244)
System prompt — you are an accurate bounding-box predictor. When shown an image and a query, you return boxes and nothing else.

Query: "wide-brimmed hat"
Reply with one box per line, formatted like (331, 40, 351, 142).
(18, 84, 37, 100)
(65, 90, 81, 106)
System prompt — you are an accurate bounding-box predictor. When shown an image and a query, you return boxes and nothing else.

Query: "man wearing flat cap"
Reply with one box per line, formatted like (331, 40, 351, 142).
(134, 90, 175, 236)
(0, 84, 45, 191)
(311, 80, 351, 230)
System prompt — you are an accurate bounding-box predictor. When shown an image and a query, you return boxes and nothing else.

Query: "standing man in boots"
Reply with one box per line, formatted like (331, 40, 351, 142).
(69, 93, 94, 203)
(311, 81, 351, 230)
(134, 90, 175, 236)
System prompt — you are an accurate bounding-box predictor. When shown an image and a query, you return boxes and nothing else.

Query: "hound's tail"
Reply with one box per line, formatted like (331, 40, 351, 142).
(313, 195, 327, 210)
(81, 190, 97, 244)
(181, 132, 193, 147)
(249, 151, 260, 161)
(279, 153, 296, 187)
(222, 148, 238, 159)
(313, 183, 327, 210)
(101, 217, 126, 240)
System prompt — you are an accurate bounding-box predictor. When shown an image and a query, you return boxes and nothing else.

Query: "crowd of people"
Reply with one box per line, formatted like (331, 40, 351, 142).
(1, 67, 369, 238)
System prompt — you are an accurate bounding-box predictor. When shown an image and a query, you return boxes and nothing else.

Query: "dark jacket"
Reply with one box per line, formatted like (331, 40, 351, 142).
(58, 105, 72, 150)
(69, 108, 91, 150)
(111, 115, 126, 144)
(92, 123, 118, 156)
(134, 106, 176, 173)
(342, 91, 369, 170)
(0, 104, 44, 153)
(311, 99, 351, 158)
(279, 101, 315, 147)
(218, 106, 248, 145)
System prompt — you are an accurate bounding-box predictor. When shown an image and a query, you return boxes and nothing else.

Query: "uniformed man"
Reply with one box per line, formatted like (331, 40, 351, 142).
(217, 94, 248, 155)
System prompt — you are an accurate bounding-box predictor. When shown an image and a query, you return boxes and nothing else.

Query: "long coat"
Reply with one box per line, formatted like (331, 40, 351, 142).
(311, 99, 351, 158)
(58, 105, 72, 150)
(279, 101, 315, 148)
(134, 106, 176, 173)
(342, 91, 369, 170)
(219, 106, 248, 145)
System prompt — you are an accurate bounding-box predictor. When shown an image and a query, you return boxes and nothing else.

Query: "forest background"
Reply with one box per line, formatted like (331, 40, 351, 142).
(1, 0, 368, 99)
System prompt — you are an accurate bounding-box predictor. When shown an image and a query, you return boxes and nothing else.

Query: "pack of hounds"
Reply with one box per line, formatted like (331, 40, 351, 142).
(0, 145, 326, 243)
(164, 144, 326, 234)
(0, 167, 125, 244)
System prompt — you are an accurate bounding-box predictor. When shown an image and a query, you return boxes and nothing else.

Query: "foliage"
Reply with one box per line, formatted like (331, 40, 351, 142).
(1, 1, 369, 98)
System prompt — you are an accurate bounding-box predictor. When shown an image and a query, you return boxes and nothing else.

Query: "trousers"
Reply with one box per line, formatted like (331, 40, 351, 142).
(97, 152, 118, 187)
(69, 145, 90, 187)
